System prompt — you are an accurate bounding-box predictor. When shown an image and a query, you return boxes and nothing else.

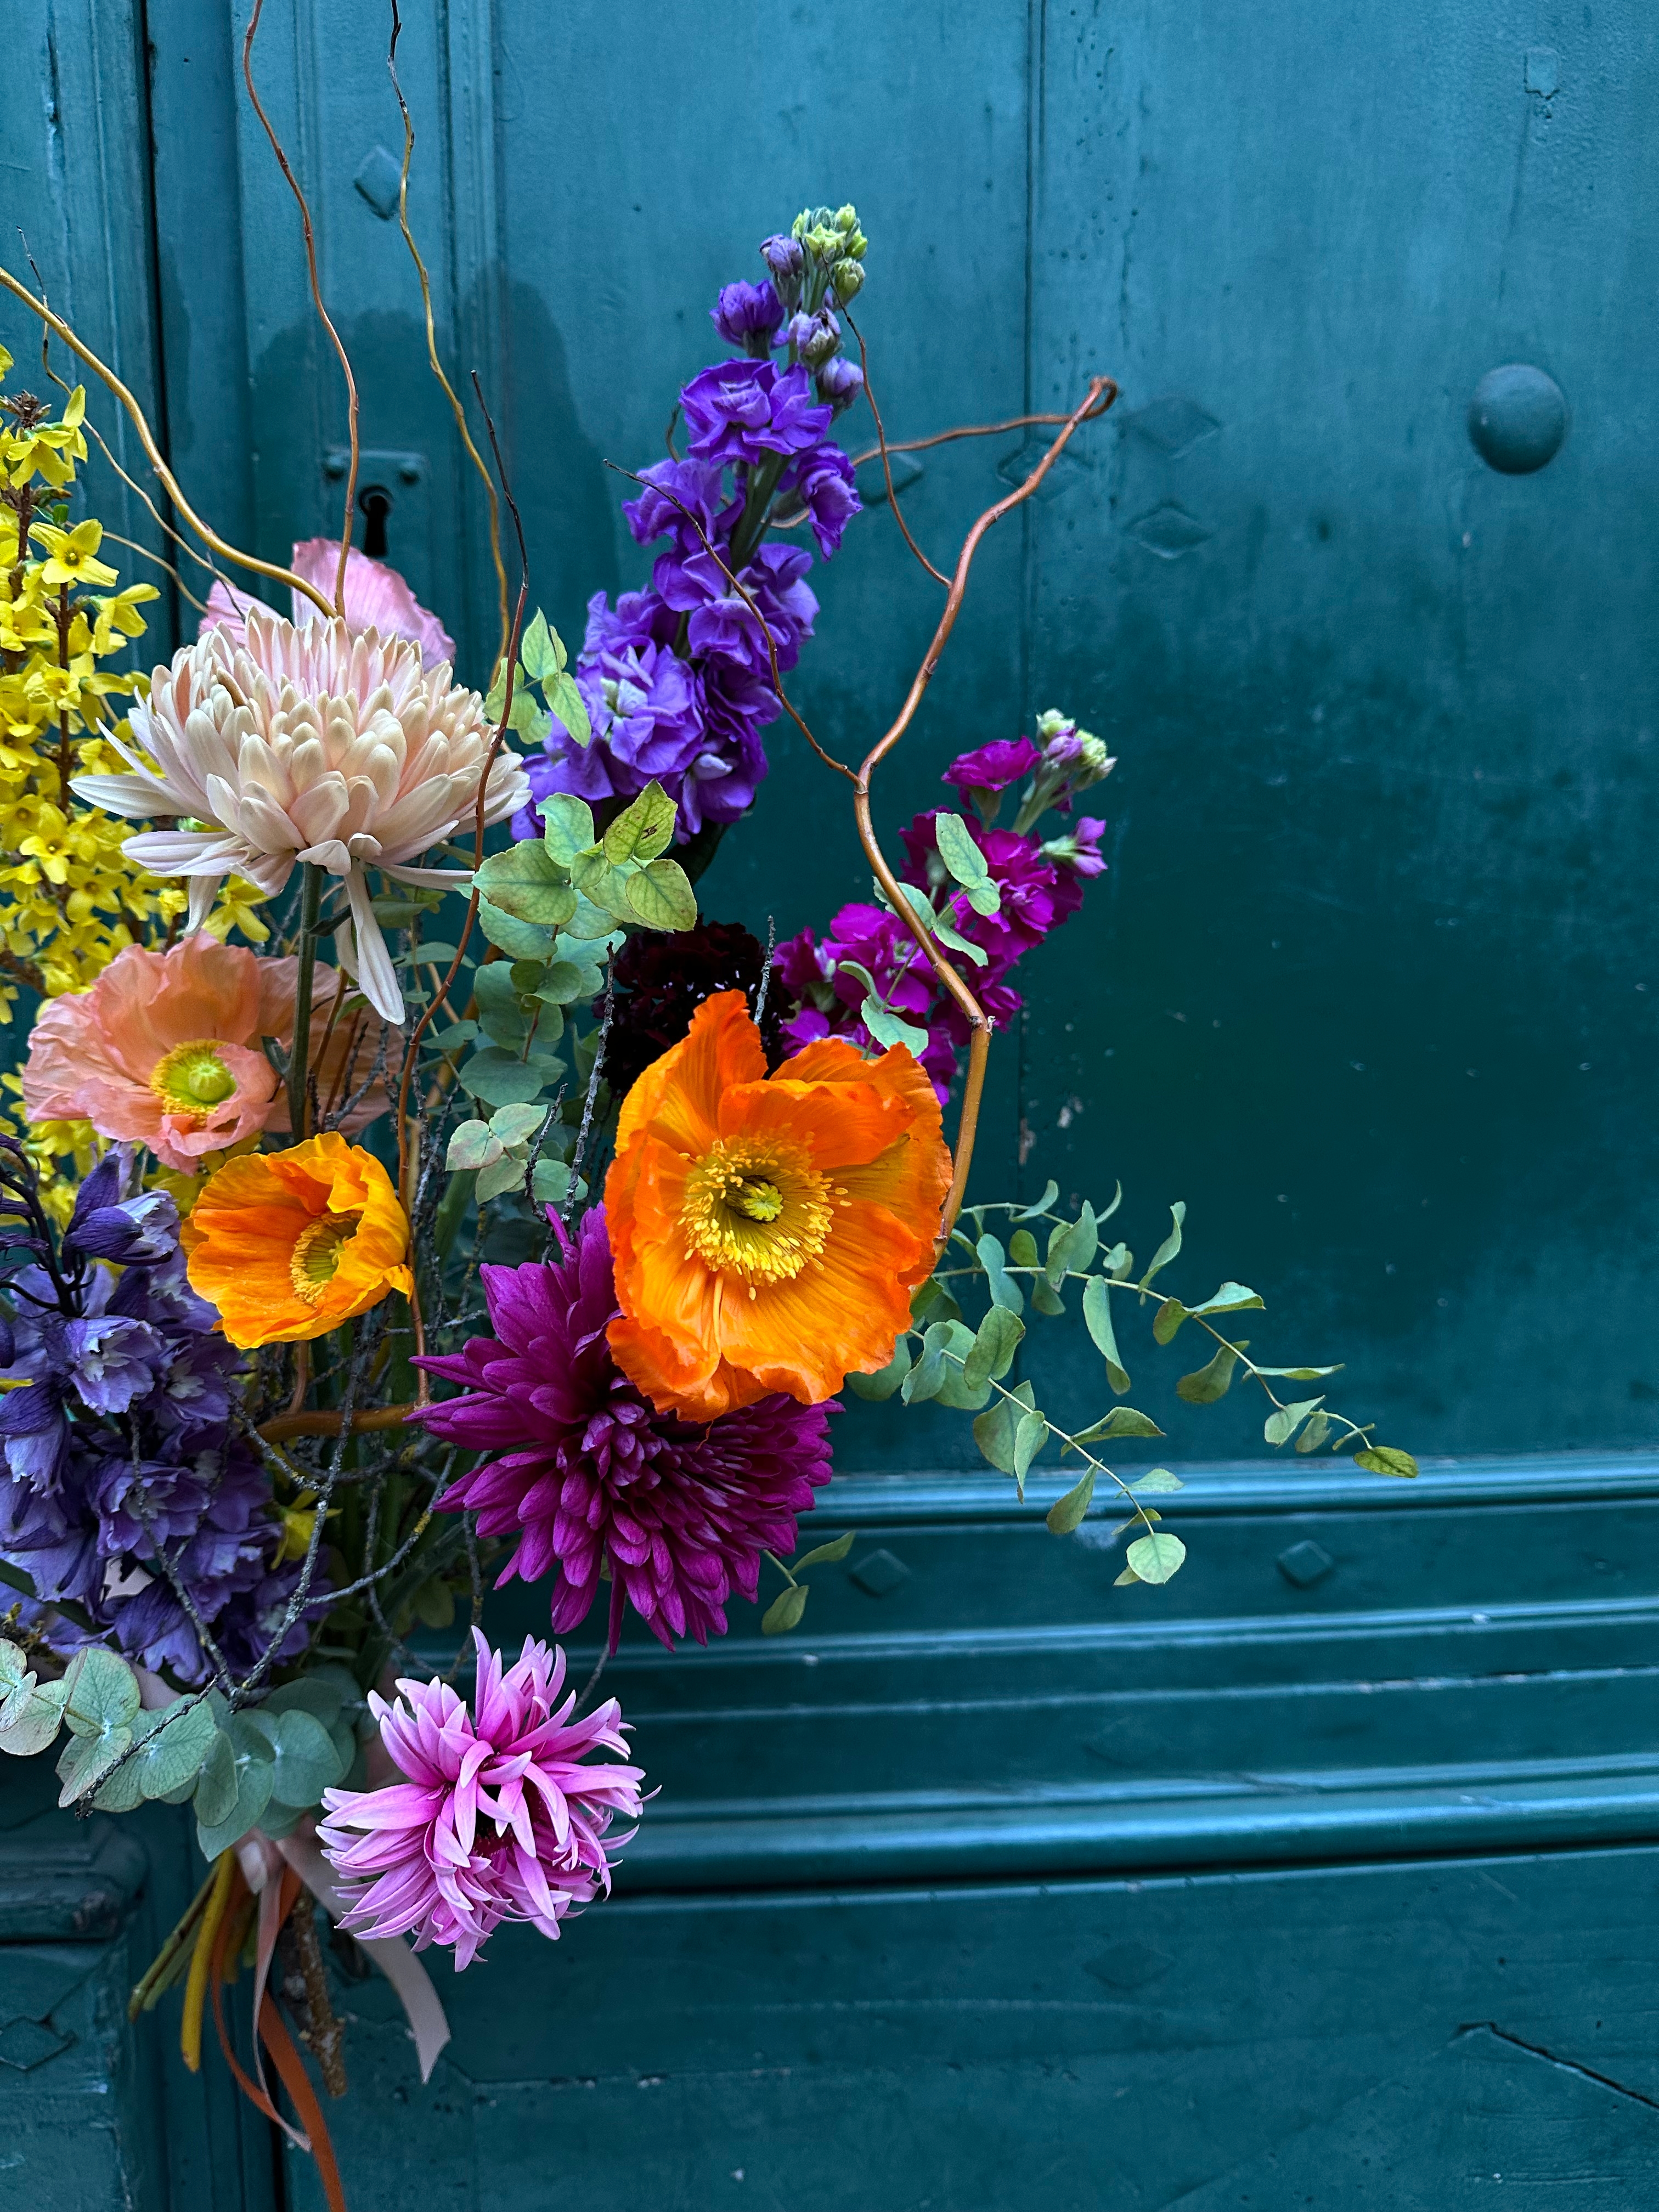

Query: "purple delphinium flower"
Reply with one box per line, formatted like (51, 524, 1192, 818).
(711, 279, 784, 356)
(414, 1206, 833, 1652)
(319, 1628, 644, 1969)
(0, 1166, 306, 1685)
(680, 359, 832, 468)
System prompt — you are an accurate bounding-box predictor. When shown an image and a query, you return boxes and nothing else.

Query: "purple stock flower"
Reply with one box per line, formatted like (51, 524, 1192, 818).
(680, 359, 832, 467)
(783, 443, 861, 558)
(711, 279, 784, 355)
(414, 1206, 833, 1653)
(621, 459, 739, 556)
(942, 736, 1042, 798)
(759, 233, 805, 294)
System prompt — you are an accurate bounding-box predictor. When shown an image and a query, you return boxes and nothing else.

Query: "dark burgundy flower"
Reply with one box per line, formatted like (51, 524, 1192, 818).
(601, 919, 786, 1096)
(416, 1209, 833, 1651)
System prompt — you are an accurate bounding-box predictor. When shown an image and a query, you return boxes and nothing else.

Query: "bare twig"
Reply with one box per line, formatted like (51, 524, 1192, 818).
(844, 311, 949, 586)
(242, 0, 359, 615)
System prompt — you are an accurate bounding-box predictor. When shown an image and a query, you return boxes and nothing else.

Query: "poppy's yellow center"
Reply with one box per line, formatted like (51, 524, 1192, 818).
(680, 1137, 833, 1287)
(150, 1040, 239, 1118)
(289, 1211, 363, 1306)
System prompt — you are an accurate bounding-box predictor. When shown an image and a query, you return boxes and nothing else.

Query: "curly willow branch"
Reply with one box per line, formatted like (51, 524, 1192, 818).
(853, 373, 1118, 1244)
(242, 0, 360, 616)
(386, 1, 511, 675)
(0, 266, 332, 613)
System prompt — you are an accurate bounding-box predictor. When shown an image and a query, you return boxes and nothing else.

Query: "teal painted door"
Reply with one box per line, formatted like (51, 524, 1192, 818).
(5, 3, 1659, 2207)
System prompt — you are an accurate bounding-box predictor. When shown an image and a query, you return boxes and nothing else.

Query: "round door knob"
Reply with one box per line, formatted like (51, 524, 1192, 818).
(1468, 364, 1568, 475)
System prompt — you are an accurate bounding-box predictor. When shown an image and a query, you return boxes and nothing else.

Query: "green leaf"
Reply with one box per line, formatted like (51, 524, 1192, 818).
(483, 662, 549, 741)
(964, 877, 1002, 917)
(531, 1158, 575, 1205)
(860, 995, 930, 1055)
(262, 1670, 353, 1733)
(836, 958, 881, 1000)
(761, 1583, 810, 1635)
(1352, 1444, 1419, 1479)
(101, 1699, 217, 1809)
(1008, 1228, 1040, 1268)
(847, 1338, 912, 1401)
(1104, 1242, 1135, 1279)
(1265, 1396, 1325, 1447)
(58, 1723, 134, 1807)
(191, 1727, 239, 1829)
(545, 669, 590, 747)
(603, 779, 678, 866)
(1070, 1406, 1165, 1443)
(1295, 1411, 1333, 1454)
(933, 910, 989, 966)
(1014, 1180, 1060, 1221)
(793, 1531, 857, 1570)
(1176, 1341, 1244, 1404)
(1190, 1282, 1266, 1317)
(569, 849, 635, 918)
(972, 1380, 1036, 1475)
(1012, 1408, 1048, 1491)
(60, 1646, 140, 1738)
(1152, 1297, 1189, 1346)
(196, 1734, 274, 1860)
(268, 1708, 346, 1811)
(1250, 1363, 1346, 1380)
(901, 1323, 950, 1404)
(977, 1233, 1024, 1316)
(475, 1152, 528, 1203)
(1126, 1531, 1187, 1584)
(910, 1276, 962, 1328)
(1030, 1277, 1065, 1317)
(542, 794, 597, 866)
(932, 1320, 990, 1410)
(1139, 1201, 1187, 1289)
(459, 1047, 563, 1109)
(474, 962, 533, 1047)
(1082, 1276, 1131, 1395)
(1046, 1201, 1098, 1286)
(476, 898, 555, 962)
(489, 1102, 548, 1146)
(0, 1645, 71, 1756)
(1046, 1468, 1096, 1534)
(1132, 1468, 1184, 1493)
(625, 856, 698, 932)
(446, 1120, 504, 1172)
(534, 959, 588, 1006)
(519, 608, 566, 681)
(962, 1305, 1025, 1390)
(1114, 1564, 1142, 1587)
(934, 810, 989, 888)
(473, 843, 579, 928)
(411, 1577, 456, 1629)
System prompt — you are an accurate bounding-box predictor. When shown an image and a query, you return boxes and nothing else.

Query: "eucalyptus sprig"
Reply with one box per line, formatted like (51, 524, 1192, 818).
(847, 1185, 1417, 1589)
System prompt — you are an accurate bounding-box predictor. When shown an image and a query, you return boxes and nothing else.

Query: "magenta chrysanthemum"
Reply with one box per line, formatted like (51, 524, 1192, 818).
(412, 1207, 833, 1650)
(317, 1628, 644, 1969)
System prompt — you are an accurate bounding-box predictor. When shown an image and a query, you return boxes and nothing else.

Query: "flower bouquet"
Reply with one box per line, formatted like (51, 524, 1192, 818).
(0, 112, 1414, 2208)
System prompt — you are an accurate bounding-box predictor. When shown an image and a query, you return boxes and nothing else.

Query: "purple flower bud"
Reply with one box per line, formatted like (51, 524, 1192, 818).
(65, 1189, 180, 1266)
(760, 233, 806, 308)
(815, 356, 865, 414)
(710, 279, 784, 358)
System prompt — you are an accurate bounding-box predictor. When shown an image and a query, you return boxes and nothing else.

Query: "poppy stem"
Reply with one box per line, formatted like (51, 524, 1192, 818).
(286, 864, 325, 1140)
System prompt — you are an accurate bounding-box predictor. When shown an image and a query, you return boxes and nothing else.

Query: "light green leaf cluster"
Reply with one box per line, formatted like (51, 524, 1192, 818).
(0, 1640, 363, 1847)
(484, 608, 590, 753)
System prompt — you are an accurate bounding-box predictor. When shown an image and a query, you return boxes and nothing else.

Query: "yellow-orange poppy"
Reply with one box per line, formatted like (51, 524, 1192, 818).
(606, 990, 952, 1421)
(180, 1132, 415, 1348)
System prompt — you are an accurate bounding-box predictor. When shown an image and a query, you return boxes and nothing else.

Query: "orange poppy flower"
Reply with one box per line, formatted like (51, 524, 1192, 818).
(180, 1132, 415, 1348)
(606, 990, 952, 1421)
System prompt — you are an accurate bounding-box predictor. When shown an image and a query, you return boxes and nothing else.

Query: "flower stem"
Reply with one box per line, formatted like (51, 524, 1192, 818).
(286, 862, 325, 1139)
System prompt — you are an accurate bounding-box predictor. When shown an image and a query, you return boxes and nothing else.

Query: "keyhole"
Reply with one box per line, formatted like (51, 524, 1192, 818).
(358, 483, 393, 559)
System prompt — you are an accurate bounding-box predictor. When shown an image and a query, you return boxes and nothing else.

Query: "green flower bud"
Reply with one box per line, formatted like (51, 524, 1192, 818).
(831, 258, 865, 304)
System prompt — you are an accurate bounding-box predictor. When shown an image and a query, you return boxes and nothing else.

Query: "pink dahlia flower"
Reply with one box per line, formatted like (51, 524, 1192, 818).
(72, 613, 527, 1025)
(200, 537, 456, 670)
(20, 935, 396, 1171)
(317, 1629, 644, 1968)
(413, 1206, 833, 1650)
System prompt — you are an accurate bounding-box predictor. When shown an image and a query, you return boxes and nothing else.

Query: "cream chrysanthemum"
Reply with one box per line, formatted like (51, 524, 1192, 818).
(72, 612, 526, 1022)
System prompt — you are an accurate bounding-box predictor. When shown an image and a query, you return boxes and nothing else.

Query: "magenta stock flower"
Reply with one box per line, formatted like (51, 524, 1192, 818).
(941, 736, 1041, 797)
(413, 1207, 833, 1650)
(317, 1629, 644, 1969)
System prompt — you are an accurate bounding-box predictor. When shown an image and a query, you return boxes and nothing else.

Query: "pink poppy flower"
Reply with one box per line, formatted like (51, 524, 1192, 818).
(20, 935, 396, 1171)
(318, 1630, 644, 1968)
(200, 537, 455, 670)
